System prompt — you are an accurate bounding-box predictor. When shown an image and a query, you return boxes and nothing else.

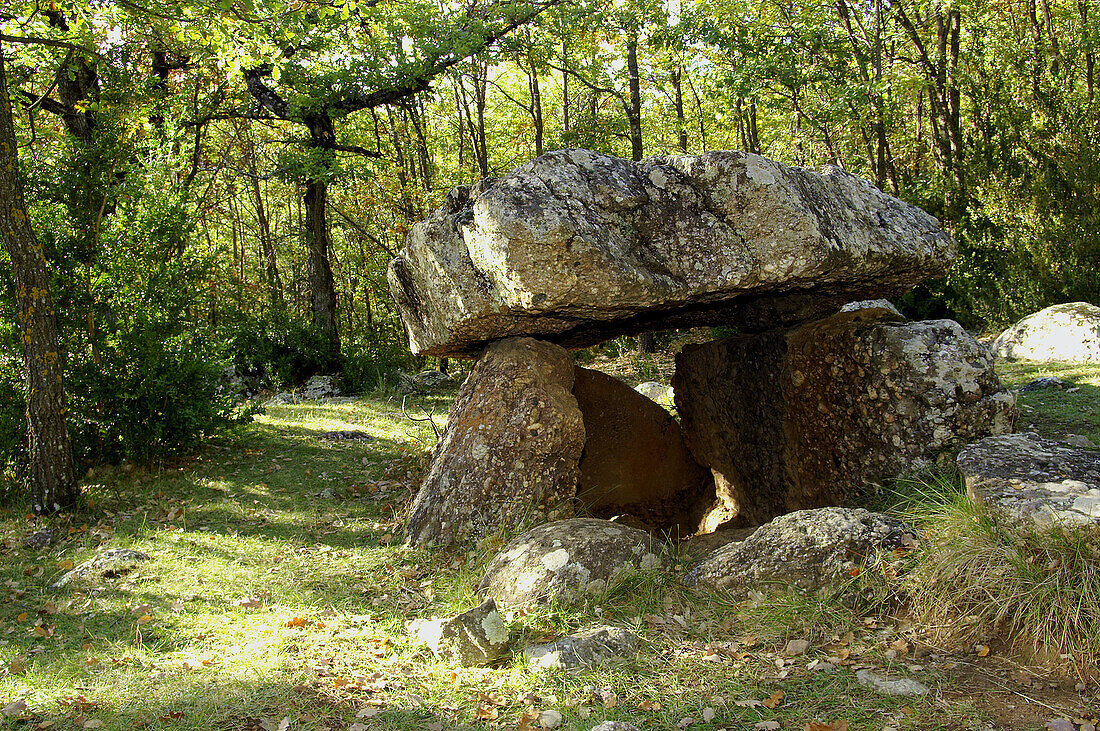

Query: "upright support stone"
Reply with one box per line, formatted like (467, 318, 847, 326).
(674, 310, 1017, 526)
(405, 338, 585, 546)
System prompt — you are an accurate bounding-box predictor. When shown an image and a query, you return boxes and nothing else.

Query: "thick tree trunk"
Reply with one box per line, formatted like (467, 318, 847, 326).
(0, 39, 77, 513)
(304, 179, 340, 358)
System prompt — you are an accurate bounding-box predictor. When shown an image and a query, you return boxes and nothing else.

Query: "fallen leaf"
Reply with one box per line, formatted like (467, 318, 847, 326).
(734, 699, 763, 709)
(678, 717, 695, 728)
(83, 722, 104, 729)
(976, 644, 991, 657)
(16, 612, 28, 622)
(702, 708, 716, 722)
(284, 617, 309, 628)
(59, 560, 74, 570)
(8, 656, 25, 674)
(636, 700, 661, 711)
(763, 690, 785, 709)
(136, 614, 152, 625)
(2, 699, 27, 717)
(355, 708, 380, 719)
(517, 708, 540, 731)
(477, 705, 499, 721)
(350, 725, 369, 731)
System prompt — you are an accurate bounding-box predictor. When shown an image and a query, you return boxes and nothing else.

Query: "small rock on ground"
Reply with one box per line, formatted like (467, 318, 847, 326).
(589, 723, 641, 731)
(411, 598, 511, 667)
(50, 548, 152, 589)
(524, 625, 638, 669)
(855, 668, 929, 697)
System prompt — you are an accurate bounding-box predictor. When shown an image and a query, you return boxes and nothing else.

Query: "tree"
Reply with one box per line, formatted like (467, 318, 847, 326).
(0, 35, 76, 513)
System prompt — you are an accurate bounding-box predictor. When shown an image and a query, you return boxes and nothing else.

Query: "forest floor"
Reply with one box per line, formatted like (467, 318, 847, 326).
(0, 357, 1098, 731)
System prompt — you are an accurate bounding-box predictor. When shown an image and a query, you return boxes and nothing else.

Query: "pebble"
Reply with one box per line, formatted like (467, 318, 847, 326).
(855, 668, 929, 697)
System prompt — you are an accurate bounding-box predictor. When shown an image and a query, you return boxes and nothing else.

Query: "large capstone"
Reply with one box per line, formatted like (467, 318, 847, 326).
(405, 337, 585, 546)
(388, 149, 955, 357)
(674, 310, 1016, 526)
(573, 367, 713, 535)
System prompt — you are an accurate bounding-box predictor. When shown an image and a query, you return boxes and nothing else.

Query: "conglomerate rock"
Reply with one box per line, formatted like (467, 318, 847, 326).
(404, 338, 584, 546)
(388, 149, 955, 357)
(674, 309, 1016, 525)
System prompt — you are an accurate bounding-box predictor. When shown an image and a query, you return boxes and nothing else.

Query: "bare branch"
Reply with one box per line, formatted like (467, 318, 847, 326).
(401, 395, 441, 441)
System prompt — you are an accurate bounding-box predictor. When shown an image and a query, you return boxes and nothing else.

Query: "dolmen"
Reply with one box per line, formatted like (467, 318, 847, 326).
(387, 149, 1017, 546)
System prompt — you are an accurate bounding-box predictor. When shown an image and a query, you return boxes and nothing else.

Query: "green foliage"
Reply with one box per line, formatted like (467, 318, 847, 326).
(341, 329, 422, 394)
(224, 312, 343, 388)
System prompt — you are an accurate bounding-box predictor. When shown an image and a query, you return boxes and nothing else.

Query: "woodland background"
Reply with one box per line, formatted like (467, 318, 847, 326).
(1, 0, 1097, 499)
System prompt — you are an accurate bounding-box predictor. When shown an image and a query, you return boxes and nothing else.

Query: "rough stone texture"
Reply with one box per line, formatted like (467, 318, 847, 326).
(524, 624, 638, 669)
(51, 548, 152, 589)
(840, 298, 903, 316)
(478, 518, 668, 610)
(411, 598, 512, 667)
(22, 528, 54, 550)
(405, 338, 585, 546)
(634, 381, 670, 403)
(399, 369, 454, 393)
(573, 367, 712, 535)
(991, 302, 1100, 363)
(388, 149, 955, 357)
(589, 724, 641, 731)
(958, 432, 1100, 527)
(855, 669, 930, 697)
(301, 374, 342, 399)
(683, 507, 914, 594)
(674, 310, 1017, 526)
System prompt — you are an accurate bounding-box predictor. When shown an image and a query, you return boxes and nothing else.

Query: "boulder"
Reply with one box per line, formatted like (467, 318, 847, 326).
(51, 548, 152, 590)
(683, 507, 914, 594)
(405, 338, 584, 546)
(991, 302, 1100, 363)
(478, 518, 668, 610)
(855, 669, 930, 697)
(524, 625, 638, 669)
(388, 149, 955, 357)
(634, 381, 670, 403)
(301, 374, 342, 400)
(958, 432, 1100, 527)
(399, 369, 455, 394)
(411, 598, 512, 667)
(674, 310, 1016, 525)
(573, 367, 713, 535)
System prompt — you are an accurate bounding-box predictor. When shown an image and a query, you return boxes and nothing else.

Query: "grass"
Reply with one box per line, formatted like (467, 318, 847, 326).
(995, 360, 1100, 445)
(1, 359, 1098, 729)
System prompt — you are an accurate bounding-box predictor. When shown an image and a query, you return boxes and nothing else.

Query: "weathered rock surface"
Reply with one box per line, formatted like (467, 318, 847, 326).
(634, 381, 670, 403)
(589, 723, 641, 731)
(302, 374, 342, 400)
(478, 518, 668, 610)
(411, 598, 512, 666)
(51, 548, 152, 589)
(958, 432, 1100, 527)
(674, 310, 1016, 525)
(991, 302, 1100, 363)
(683, 507, 914, 594)
(405, 338, 585, 546)
(573, 367, 712, 534)
(855, 669, 930, 697)
(399, 369, 454, 393)
(388, 149, 955, 357)
(524, 624, 638, 669)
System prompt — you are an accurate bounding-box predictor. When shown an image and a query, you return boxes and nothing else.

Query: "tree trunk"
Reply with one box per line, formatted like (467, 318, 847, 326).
(626, 35, 644, 162)
(672, 66, 687, 152)
(0, 38, 77, 513)
(304, 178, 340, 358)
(529, 51, 545, 157)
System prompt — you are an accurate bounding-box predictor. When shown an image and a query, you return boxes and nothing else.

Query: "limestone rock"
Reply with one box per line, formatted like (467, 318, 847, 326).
(958, 433, 1100, 527)
(573, 367, 712, 535)
(388, 149, 955, 357)
(51, 548, 152, 589)
(478, 518, 668, 609)
(524, 624, 638, 669)
(674, 311, 1016, 525)
(991, 302, 1100, 363)
(399, 369, 454, 394)
(22, 528, 54, 551)
(411, 598, 511, 667)
(855, 669, 930, 697)
(405, 338, 584, 546)
(840, 299, 903, 317)
(634, 381, 670, 403)
(302, 374, 342, 400)
(683, 507, 914, 594)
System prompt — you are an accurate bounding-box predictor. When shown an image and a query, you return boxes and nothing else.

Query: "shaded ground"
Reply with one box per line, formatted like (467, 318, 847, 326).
(0, 353, 1097, 730)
